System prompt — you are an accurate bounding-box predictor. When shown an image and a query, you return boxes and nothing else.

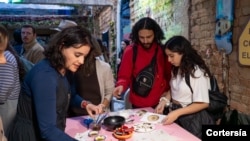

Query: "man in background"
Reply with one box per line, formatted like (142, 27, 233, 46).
(21, 24, 44, 64)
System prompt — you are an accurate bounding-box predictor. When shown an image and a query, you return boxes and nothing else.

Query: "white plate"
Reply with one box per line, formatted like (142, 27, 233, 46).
(133, 122, 155, 133)
(140, 112, 166, 124)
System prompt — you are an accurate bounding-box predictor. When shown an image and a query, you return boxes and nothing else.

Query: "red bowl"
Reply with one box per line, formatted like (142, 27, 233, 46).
(113, 132, 133, 139)
(113, 125, 134, 139)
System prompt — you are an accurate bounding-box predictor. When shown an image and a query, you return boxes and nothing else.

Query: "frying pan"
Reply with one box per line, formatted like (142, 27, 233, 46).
(103, 115, 125, 131)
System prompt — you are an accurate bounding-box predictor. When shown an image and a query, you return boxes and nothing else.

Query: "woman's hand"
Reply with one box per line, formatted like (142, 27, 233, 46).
(113, 85, 123, 99)
(85, 104, 102, 118)
(97, 103, 106, 113)
(161, 110, 179, 125)
(155, 101, 166, 114)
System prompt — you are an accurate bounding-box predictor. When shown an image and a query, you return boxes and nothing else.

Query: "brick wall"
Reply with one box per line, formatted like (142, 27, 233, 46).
(98, 7, 113, 36)
(190, 0, 250, 114)
(229, 0, 250, 114)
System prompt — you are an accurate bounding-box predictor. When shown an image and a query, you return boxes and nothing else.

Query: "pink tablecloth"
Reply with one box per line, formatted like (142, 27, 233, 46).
(65, 107, 201, 141)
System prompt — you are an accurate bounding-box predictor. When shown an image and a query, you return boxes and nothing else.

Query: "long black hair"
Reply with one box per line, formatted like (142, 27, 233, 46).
(164, 35, 212, 78)
(130, 17, 165, 44)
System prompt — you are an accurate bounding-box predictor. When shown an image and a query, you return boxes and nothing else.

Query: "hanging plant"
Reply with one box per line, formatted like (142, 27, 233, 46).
(109, 21, 117, 79)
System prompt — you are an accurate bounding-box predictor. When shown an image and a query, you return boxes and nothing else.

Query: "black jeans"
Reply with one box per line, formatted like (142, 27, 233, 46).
(163, 102, 214, 139)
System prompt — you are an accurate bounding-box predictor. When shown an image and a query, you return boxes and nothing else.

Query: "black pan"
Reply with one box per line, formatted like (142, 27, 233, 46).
(103, 115, 125, 131)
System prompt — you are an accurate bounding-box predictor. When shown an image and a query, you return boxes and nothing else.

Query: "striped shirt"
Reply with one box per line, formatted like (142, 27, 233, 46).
(0, 51, 20, 103)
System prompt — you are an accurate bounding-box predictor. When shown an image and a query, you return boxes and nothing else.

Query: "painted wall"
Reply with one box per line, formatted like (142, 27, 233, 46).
(130, 0, 189, 42)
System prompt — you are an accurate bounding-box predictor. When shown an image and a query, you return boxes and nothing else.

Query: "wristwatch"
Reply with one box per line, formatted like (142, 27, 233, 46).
(159, 97, 170, 107)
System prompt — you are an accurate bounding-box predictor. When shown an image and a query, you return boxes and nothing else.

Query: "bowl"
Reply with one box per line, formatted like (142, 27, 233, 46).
(94, 135, 106, 141)
(103, 116, 125, 131)
(88, 130, 99, 137)
(113, 132, 133, 140)
(113, 125, 134, 140)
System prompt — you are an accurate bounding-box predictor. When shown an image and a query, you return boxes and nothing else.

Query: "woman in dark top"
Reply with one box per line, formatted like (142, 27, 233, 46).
(68, 47, 114, 117)
(8, 26, 102, 141)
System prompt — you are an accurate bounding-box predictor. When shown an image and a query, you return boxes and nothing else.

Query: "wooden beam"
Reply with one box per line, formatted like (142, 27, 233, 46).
(21, 0, 113, 6)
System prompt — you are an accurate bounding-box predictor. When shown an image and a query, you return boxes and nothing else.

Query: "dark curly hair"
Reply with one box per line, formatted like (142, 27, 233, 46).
(44, 26, 93, 71)
(163, 35, 211, 78)
(130, 17, 165, 44)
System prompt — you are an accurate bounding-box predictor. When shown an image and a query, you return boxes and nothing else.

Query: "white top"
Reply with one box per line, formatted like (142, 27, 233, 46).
(170, 66, 210, 107)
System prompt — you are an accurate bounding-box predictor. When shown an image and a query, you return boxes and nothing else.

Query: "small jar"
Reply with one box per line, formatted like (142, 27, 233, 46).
(89, 122, 102, 131)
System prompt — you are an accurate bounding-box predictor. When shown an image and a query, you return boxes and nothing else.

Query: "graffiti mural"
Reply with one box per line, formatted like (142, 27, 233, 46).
(215, 0, 234, 54)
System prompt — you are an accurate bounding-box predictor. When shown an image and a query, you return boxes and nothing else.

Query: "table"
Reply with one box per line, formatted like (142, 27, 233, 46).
(65, 107, 201, 141)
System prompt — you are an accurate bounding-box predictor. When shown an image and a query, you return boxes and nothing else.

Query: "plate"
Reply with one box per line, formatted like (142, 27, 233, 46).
(140, 112, 166, 124)
(133, 122, 155, 133)
(147, 115, 160, 121)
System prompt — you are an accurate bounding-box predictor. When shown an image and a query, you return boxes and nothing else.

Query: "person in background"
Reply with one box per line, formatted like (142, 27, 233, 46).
(156, 35, 214, 138)
(12, 29, 23, 55)
(117, 39, 130, 73)
(113, 17, 172, 108)
(20, 24, 44, 64)
(68, 37, 114, 117)
(96, 38, 110, 63)
(8, 26, 102, 141)
(119, 39, 130, 61)
(0, 24, 24, 136)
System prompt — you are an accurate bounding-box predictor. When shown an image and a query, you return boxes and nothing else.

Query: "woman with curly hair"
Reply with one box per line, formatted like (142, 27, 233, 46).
(8, 26, 102, 141)
(156, 36, 214, 139)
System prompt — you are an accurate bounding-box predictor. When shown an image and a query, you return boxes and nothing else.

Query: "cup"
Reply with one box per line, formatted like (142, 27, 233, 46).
(89, 122, 102, 131)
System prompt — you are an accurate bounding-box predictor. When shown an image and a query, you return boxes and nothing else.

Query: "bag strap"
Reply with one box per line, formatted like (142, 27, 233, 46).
(210, 75, 219, 92)
(185, 73, 195, 102)
(185, 73, 220, 93)
(132, 44, 137, 67)
(184, 73, 193, 94)
(132, 45, 158, 68)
